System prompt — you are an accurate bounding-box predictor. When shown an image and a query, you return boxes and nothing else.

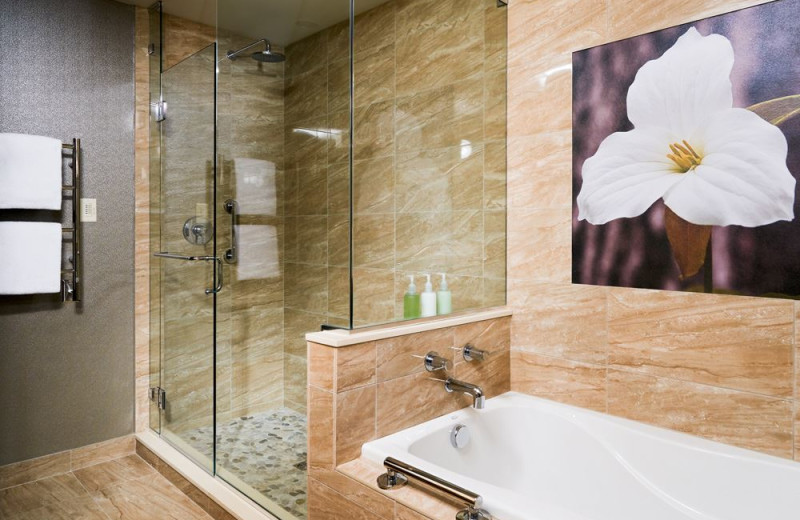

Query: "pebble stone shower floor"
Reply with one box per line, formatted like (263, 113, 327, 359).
(186, 408, 308, 519)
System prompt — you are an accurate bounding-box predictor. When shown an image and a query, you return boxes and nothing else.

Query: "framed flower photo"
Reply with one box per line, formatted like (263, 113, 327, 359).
(572, 0, 800, 298)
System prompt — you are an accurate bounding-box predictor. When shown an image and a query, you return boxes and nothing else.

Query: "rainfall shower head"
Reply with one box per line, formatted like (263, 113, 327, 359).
(227, 39, 285, 63)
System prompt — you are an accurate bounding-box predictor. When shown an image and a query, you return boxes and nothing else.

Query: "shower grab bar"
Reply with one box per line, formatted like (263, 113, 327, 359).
(154, 252, 223, 295)
(377, 457, 492, 519)
(224, 199, 237, 263)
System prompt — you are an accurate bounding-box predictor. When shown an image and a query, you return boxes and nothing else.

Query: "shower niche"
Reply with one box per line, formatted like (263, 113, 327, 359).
(146, 0, 506, 518)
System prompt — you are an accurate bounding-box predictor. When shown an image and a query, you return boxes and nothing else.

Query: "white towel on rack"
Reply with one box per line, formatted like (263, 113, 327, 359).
(0, 133, 63, 210)
(234, 157, 276, 215)
(0, 222, 62, 294)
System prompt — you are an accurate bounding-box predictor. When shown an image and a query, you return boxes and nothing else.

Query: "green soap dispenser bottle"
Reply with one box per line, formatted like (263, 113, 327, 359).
(403, 275, 421, 319)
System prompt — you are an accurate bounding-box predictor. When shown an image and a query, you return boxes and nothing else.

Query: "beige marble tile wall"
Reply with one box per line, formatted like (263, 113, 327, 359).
(306, 317, 510, 519)
(347, 0, 508, 326)
(505, 0, 799, 461)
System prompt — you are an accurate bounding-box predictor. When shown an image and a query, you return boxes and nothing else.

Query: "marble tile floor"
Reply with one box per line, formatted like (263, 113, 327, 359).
(0, 454, 212, 520)
(184, 408, 307, 519)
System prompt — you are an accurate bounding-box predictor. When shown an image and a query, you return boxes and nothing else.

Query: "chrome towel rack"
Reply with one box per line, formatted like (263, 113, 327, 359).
(377, 457, 493, 520)
(61, 138, 81, 302)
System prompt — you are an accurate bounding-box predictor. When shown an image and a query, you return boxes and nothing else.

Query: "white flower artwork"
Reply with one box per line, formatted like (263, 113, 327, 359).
(576, 27, 795, 227)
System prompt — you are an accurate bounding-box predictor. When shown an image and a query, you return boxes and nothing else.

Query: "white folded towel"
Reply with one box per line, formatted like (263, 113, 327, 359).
(235, 225, 279, 280)
(0, 222, 62, 294)
(0, 133, 63, 210)
(234, 157, 276, 215)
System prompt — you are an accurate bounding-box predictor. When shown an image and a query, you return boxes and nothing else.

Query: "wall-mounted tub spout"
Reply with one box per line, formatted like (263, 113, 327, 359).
(444, 378, 485, 409)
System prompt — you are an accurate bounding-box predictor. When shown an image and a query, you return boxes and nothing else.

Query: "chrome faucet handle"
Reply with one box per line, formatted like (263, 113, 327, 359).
(416, 351, 452, 372)
(461, 343, 489, 363)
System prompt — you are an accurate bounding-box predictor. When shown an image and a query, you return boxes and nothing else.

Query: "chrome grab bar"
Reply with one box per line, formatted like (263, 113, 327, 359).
(154, 252, 223, 295)
(224, 199, 237, 263)
(377, 457, 492, 520)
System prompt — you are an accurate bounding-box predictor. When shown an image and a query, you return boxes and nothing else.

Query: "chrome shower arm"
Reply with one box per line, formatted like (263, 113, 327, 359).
(226, 39, 268, 60)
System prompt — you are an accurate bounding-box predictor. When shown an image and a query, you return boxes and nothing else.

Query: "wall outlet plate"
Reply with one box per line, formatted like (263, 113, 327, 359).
(80, 198, 97, 222)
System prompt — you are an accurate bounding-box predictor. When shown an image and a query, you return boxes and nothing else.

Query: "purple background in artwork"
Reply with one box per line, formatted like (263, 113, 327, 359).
(572, 0, 800, 297)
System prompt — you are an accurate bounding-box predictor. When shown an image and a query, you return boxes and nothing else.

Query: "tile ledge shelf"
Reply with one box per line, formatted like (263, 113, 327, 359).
(306, 307, 512, 347)
(135, 431, 278, 520)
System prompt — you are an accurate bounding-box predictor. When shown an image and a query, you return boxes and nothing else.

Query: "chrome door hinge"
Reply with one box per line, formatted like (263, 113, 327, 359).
(151, 100, 167, 122)
(149, 387, 166, 410)
(148, 43, 156, 56)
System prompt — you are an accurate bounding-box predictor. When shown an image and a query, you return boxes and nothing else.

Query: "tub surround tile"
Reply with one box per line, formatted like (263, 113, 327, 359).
(508, 0, 607, 69)
(376, 328, 455, 382)
(453, 317, 511, 362)
(455, 349, 511, 400)
(377, 371, 463, 438)
(309, 342, 336, 392)
(308, 478, 383, 520)
(336, 386, 378, 465)
(511, 351, 607, 412)
(508, 133, 572, 210)
(395, 504, 429, 520)
(353, 215, 396, 269)
(608, 289, 794, 398)
(353, 100, 395, 161)
(338, 458, 461, 520)
(308, 468, 394, 520)
(337, 342, 378, 392)
(510, 282, 608, 364)
(507, 55, 572, 138)
(507, 207, 573, 283)
(607, 371, 793, 458)
(308, 386, 336, 471)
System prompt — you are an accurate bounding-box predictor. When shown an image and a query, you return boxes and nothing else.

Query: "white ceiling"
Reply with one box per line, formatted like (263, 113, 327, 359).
(121, 0, 388, 46)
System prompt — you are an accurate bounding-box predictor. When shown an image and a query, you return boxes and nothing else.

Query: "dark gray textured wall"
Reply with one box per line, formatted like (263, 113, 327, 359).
(0, 0, 135, 465)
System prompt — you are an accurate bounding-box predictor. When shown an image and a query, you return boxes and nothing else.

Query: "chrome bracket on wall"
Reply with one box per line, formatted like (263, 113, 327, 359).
(224, 199, 237, 263)
(497, 0, 508, 7)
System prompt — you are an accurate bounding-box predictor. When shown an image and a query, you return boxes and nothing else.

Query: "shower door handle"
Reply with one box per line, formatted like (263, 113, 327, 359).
(224, 199, 237, 264)
(154, 252, 223, 295)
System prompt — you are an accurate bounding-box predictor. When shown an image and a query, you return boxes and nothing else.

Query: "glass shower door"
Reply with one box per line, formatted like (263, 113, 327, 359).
(155, 43, 218, 472)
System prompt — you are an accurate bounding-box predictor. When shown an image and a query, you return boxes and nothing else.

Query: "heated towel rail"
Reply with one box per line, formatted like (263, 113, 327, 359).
(61, 138, 81, 302)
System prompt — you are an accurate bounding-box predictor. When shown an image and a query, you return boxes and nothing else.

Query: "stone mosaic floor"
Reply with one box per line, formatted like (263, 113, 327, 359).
(185, 408, 307, 519)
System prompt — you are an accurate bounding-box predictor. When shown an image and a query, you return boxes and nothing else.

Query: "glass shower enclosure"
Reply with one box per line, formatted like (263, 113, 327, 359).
(147, 0, 507, 518)
(148, 1, 351, 518)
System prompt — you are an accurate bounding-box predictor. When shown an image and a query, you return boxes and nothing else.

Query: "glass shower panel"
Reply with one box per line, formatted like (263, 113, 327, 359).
(147, 0, 162, 435)
(214, 0, 351, 517)
(157, 44, 217, 473)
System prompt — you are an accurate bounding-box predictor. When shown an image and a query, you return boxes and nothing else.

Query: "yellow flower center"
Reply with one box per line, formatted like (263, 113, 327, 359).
(667, 140, 702, 173)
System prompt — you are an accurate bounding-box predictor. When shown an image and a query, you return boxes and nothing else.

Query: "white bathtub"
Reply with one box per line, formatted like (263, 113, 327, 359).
(361, 391, 800, 520)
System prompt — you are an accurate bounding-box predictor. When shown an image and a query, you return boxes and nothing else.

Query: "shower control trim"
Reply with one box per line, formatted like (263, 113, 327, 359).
(224, 199, 237, 264)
